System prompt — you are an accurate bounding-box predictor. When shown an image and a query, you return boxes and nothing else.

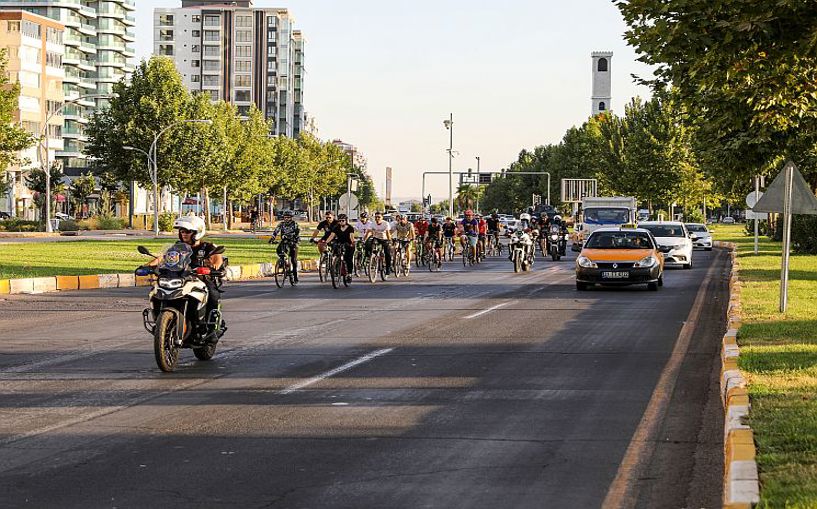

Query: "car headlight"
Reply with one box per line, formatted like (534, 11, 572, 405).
(158, 278, 184, 290)
(634, 255, 657, 268)
(576, 256, 597, 268)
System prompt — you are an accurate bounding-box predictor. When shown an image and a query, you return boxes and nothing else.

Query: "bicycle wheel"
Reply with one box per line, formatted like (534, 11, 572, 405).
(341, 258, 350, 287)
(330, 253, 341, 289)
(368, 251, 378, 283)
(322, 253, 332, 283)
(402, 251, 410, 277)
(392, 247, 402, 278)
(318, 252, 326, 282)
(379, 255, 388, 281)
(274, 259, 285, 288)
(448, 241, 455, 261)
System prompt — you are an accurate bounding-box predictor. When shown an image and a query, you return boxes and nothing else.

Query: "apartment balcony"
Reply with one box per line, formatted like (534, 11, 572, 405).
(77, 23, 96, 36)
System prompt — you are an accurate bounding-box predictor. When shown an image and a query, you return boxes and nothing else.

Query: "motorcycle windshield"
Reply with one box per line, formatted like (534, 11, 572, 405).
(158, 242, 193, 272)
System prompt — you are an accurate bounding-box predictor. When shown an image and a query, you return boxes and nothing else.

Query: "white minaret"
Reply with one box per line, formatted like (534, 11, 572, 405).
(591, 51, 613, 116)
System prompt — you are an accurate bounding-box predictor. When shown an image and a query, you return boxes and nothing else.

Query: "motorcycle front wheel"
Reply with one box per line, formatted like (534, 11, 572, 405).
(154, 310, 180, 372)
(513, 254, 521, 273)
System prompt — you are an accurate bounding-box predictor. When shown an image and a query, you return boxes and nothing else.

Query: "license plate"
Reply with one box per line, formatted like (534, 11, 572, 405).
(602, 271, 629, 279)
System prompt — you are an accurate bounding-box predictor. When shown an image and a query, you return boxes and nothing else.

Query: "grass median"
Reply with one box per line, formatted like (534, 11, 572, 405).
(713, 224, 817, 507)
(0, 237, 319, 280)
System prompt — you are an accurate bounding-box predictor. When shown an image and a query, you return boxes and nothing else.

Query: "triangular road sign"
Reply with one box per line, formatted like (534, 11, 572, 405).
(753, 162, 817, 215)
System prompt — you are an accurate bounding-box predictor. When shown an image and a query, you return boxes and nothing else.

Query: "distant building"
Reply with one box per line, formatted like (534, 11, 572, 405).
(154, 2, 305, 137)
(591, 51, 612, 116)
(0, 11, 64, 219)
(0, 0, 137, 176)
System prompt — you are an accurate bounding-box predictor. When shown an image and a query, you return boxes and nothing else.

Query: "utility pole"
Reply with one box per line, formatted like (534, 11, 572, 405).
(444, 114, 454, 218)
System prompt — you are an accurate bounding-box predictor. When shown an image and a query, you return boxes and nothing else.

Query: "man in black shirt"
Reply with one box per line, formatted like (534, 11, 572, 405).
(324, 214, 356, 282)
(311, 211, 336, 254)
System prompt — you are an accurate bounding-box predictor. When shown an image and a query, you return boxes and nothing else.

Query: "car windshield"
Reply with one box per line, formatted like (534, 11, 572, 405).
(640, 225, 686, 237)
(158, 242, 193, 271)
(585, 231, 654, 249)
(685, 224, 708, 233)
(583, 207, 630, 225)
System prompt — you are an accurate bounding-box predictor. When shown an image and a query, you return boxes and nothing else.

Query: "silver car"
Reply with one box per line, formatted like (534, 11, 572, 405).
(685, 223, 713, 251)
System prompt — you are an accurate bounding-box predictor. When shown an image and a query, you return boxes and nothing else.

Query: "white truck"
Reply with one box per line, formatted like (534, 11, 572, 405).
(572, 196, 637, 249)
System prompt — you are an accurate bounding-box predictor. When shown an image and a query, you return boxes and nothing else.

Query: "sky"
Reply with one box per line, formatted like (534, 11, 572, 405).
(134, 0, 654, 203)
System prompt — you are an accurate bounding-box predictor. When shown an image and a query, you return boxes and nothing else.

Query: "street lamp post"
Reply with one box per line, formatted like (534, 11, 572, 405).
(443, 114, 454, 218)
(40, 93, 112, 232)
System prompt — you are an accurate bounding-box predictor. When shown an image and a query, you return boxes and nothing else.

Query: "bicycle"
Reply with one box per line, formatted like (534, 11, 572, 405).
(462, 236, 477, 267)
(444, 237, 456, 261)
(273, 238, 297, 288)
(329, 242, 351, 289)
(353, 239, 367, 277)
(392, 240, 411, 278)
(367, 240, 389, 283)
(317, 241, 331, 283)
(414, 239, 426, 268)
(427, 240, 442, 272)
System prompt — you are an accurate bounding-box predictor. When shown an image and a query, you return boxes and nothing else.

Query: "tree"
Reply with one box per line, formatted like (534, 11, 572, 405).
(25, 163, 64, 221)
(69, 172, 96, 218)
(616, 0, 817, 190)
(0, 49, 35, 175)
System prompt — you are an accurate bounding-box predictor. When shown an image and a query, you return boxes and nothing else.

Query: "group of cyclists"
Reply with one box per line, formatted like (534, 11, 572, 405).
(266, 209, 522, 284)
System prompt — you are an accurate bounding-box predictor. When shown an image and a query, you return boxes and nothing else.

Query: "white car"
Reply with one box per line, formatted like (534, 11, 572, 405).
(685, 223, 713, 251)
(504, 219, 520, 233)
(638, 221, 694, 269)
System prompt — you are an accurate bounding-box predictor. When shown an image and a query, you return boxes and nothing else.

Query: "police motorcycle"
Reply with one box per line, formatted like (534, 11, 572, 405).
(508, 228, 535, 273)
(135, 240, 227, 372)
(546, 217, 569, 261)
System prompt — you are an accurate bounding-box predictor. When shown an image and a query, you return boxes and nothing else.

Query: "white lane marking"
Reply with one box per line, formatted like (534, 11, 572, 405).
(278, 348, 394, 395)
(463, 301, 515, 320)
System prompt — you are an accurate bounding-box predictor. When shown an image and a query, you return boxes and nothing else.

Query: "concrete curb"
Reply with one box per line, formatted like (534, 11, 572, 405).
(0, 259, 320, 295)
(715, 240, 760, 508)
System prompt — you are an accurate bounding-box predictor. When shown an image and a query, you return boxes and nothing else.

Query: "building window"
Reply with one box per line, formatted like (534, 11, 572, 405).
(234, 75, 251, 87)
(598, 58, 608, 72)
(235, 90, 251, 102)
(204, 45, 219, 57)
(235, 30, 252, 43)
(192, 15, 201, 23)
(159, 14, 174, 26)
(202, 75, 219, 87)
(191, 75, 200, 83)
(267, 16, 277, 27)
(236, 15, 252, 28)
(21, 20, 42, 39)
(192, 30, 200, 38)
(209, 90, 220, 101)
(204, 15, 220, 27)
(192, 45, 200, 53)
(159, 29, 173, 41)
(235, 46, 251, 58)
(203, 60, 219, 71)
(159, 45, 174, 56)
(204, 30, 219, 41)
(192, 60, 200, 68)
(7, 21, 20, 32)
(46, 27, 61, 44)
(235, 60, 251, 72)
(237, 105, 250, 116)
(46, 52, 62, 68)
(599, 102, 606, 111)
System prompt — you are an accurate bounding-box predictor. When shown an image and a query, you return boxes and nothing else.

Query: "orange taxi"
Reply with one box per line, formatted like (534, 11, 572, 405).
(575, 226, 667, 291)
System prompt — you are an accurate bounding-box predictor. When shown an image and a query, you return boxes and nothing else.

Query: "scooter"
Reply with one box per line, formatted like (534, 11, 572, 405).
(135, 242, 227, 372)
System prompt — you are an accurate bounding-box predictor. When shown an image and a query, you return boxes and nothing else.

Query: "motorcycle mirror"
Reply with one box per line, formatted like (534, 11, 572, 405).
(137, 246, 155, 257)
(211, 245, 226, 255)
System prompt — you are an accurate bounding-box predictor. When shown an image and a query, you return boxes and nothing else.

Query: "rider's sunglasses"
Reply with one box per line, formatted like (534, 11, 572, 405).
(339, 219, 347, 222)
(178, 228, 193, 234)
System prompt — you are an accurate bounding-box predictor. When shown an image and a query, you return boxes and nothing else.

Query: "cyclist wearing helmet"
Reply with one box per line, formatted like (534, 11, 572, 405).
(311, 210, 336, 254)
(460, 210, 479, 260)
(269, 210, 301, 282)
(324, 213, 356, 283)
(355, 212, 372, 237)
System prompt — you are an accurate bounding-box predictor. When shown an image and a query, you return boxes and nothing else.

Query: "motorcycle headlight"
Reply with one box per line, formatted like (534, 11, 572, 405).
(551, 234, 558, 240)
(634, 255, 657, 268)
(576, 256, 597, 268)
(158, 278, 184, 290)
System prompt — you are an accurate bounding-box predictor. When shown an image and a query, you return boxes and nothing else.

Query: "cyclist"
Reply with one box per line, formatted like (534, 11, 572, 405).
(324, 213, 356, 283)
(311, 210, 336, 254)
(269, 210, 300, 282)
(486, 212, 501, 252)
(460, 210, 479, 261)
(442, 217, 457, 257)
(364, 211, 392, 275)
(355, 211, 372, 235)
(392, 214, 416, 266)
(249, 207, 260, 232)
(426, 216, 443, 262)
(414, 215, 429, 261)
(476, 214, 488, 259)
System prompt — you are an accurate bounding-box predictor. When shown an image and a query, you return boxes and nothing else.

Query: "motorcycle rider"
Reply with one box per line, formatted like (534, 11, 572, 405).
(552, 214, 569, 255)
(269, 210, 301, 282)
(144, 216, 225, 332)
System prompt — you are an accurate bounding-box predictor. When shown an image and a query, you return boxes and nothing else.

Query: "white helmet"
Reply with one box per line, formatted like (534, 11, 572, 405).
(173, 215, 206, 240)
(554, 215, 562, 222)
(520, 213, 531, 221)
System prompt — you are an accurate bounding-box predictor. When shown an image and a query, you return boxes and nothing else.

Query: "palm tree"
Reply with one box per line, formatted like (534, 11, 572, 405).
(455, 184, 483, 213)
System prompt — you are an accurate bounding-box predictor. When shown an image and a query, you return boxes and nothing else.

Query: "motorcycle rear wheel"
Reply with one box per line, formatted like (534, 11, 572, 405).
(154, 310, 180, 372)
(193, 342, 217, 361)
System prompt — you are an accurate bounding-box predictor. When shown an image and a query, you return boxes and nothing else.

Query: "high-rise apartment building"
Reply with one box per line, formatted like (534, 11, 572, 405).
(0, 11, 64, 218)
(154, 2, 305, 138)
(0, 1, 136, 176)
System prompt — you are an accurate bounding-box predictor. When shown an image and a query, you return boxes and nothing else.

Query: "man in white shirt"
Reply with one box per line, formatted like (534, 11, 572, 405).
(364, 211, 393, 275)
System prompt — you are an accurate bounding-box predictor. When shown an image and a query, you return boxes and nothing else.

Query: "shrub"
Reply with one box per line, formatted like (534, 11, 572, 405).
(0, 219, 41, 232)
(745, 219, 769, 237)
(791, 215, 817, 254)
(77, 217, 97, 230)
(159, 212, 177, 232)
(686, 210, 705, 224)
(58, 219, 79, 232)
(97, 215, 124, 230)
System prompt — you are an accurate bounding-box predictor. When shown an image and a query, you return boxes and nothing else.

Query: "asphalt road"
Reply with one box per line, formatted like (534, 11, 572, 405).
(0, 246, 728, 508)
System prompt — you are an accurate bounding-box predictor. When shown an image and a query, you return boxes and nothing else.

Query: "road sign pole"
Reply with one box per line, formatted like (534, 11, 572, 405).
(780, 164, 794, 312)
(754, 176, 760, 255)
